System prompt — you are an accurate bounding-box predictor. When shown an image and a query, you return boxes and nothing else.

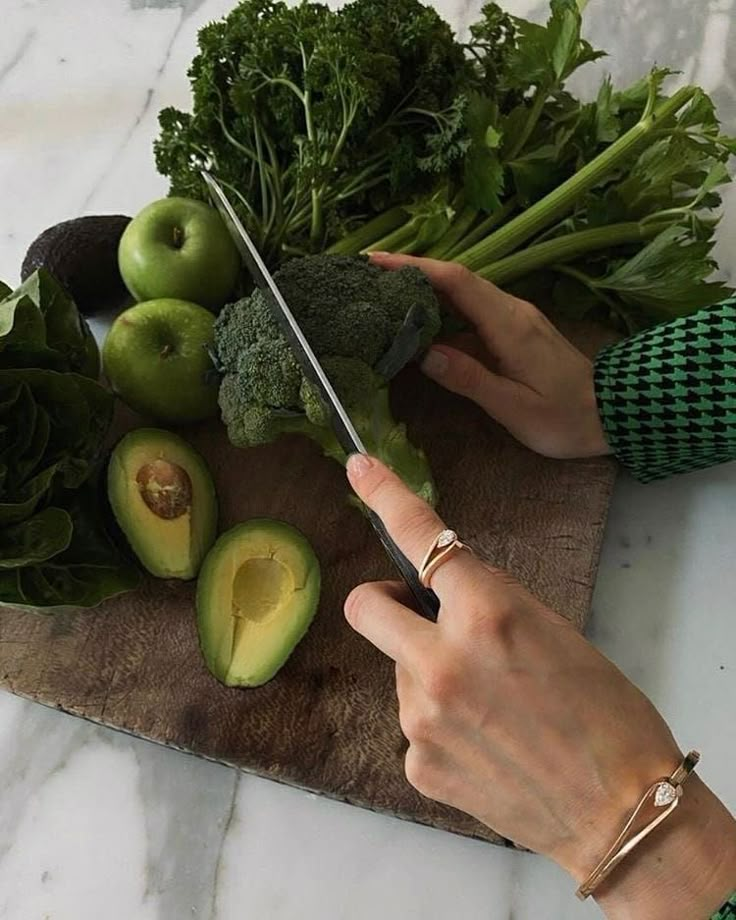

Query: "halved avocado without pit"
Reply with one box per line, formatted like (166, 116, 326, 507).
(197, 520, 321, 688)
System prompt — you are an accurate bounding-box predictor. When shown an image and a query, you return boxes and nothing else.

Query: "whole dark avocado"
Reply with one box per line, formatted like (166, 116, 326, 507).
(21, 215, 132, 315)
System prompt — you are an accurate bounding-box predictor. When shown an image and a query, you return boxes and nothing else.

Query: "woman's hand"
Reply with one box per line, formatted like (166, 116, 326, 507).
(370, 251, 612, 460)
(345, 455, 736, 919)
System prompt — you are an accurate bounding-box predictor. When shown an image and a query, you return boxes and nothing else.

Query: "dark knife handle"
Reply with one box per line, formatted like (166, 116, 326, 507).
(365, 509, 440, 622)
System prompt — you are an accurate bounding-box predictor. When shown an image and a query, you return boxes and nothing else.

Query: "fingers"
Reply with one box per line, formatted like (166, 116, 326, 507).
(439, 332, 493, 365)
(372, 252, 501, 328)
(346, 454, 485, 600)
(421, 345, 532, 428)
(369, 252, 528, 352)
(344, 580, 434, 668)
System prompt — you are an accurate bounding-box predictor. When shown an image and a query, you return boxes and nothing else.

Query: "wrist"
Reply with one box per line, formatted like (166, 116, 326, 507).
(577, 364, 612, 458)
(589, 776, 736, 920)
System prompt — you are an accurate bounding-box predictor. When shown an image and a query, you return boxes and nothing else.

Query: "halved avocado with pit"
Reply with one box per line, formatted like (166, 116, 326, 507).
(108, 428, 217, 580)
(196, 520, 321, 687)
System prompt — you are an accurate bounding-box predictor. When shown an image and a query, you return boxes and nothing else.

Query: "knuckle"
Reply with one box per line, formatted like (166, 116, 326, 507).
(404, 748, 437, 798)
(460, 576, 520, 646)
(399, 708, 437, 744)
(514, 296, 538, 316)
(444, 261, 473, 287)
(509, 294, 540, 320)
(421, 660, 461, 705)
(356, 465, 389, 506)
(507, 298, 544, 338)
(483, 598, 518, 645)
(344, 583, 370, 629)
(451, 354, 485, 396)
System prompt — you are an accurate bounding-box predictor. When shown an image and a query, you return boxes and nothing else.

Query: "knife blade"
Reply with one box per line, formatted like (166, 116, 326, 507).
(202, 171, 440, 622)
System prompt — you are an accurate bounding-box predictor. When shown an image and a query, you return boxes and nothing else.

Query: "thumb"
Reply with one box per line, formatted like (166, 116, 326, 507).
(421, 345, 530, 428)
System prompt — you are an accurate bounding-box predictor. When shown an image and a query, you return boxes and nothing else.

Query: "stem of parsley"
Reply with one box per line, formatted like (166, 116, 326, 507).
(424, 205, 478, 259)
(367, 221, 424, 254)
(445, 197, 518, 258)
(326, 208, 410, 255)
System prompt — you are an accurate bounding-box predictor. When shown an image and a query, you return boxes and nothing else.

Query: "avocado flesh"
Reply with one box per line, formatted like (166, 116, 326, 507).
(108, 428, 217, 580)
(197, 521, 321, 687)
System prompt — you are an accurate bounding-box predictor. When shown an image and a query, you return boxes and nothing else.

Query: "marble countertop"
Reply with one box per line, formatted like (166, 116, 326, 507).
(1, 1, 734, 918)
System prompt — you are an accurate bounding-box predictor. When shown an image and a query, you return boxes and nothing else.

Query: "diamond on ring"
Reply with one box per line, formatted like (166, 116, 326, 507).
(417, 529, 469, 588)
(654, 782, 677, 807)
(436, 529, 457, 548)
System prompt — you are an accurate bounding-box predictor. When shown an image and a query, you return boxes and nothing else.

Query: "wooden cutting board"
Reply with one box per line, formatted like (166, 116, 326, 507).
(0, 347, 617, 846)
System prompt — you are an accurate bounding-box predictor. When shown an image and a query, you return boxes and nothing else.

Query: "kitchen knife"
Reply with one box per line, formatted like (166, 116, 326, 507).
(202, 170, 441, 622)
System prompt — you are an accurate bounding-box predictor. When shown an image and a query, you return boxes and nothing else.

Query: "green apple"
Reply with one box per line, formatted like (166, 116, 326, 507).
(103, 299, 219, 424)
(118, 198, 240, 311)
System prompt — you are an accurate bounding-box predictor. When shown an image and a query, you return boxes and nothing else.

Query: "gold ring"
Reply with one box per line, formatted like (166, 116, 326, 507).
(417, 529, 470, 588)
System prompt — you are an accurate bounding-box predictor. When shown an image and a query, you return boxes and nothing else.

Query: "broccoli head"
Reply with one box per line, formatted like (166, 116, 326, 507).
(214, 254, 441, 504)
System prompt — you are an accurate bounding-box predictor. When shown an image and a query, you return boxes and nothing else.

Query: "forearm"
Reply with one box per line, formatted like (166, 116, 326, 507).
(594, 298, 736, 482)
(591, 776, 736, 919)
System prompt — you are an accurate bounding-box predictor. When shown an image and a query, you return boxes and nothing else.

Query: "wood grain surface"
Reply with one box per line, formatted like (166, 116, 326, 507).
(0, 346, 617, 846)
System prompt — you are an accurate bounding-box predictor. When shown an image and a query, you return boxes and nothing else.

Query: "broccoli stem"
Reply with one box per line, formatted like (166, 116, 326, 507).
(455, 85, 698, 271)
(358, 387, 437, 506)
(302, 388, 437, 506)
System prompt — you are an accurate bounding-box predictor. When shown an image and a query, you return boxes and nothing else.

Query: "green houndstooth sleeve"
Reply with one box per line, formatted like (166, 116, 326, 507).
(712, 891, 736, 919)
(594, 298, 736, 482)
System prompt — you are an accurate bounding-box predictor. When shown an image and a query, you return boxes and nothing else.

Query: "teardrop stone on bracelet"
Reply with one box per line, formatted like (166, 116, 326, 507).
(654, 782, 677, 807)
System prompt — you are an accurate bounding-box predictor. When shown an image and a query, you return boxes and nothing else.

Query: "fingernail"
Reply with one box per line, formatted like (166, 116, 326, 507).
(347, 453, 374, 478)
(368, 251, 390, 261)
(421, 348, 448, 379)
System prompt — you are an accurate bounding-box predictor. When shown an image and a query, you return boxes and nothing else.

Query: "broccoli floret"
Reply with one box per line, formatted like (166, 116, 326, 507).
(300, 357, 377, 428)
(214, 254, 441, 504)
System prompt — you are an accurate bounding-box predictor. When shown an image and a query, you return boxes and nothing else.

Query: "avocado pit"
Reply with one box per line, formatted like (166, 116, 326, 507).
(136, 458, 193, 520)
(108, 428, 218, 580)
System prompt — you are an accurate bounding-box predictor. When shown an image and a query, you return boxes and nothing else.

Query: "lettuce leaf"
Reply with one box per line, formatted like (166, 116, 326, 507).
(0, 272, 140, 611)
(0, 269, 99, 377)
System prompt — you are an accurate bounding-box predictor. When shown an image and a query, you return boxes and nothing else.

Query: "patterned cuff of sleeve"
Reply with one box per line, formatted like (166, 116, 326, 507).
(712, 891, 736, 919)
(594, 299, 736, 483)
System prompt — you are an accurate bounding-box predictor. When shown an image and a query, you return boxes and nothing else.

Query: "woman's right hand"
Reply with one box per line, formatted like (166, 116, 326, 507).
(345, 455, 736, 919)
(370, 251, 613, 461)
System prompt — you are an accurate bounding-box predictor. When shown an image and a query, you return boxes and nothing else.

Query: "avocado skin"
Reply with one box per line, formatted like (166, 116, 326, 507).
(22, 215, 132, 315)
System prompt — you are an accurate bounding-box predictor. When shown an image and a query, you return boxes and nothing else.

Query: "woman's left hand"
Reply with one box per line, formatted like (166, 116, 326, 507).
(343, 454, 736, 919)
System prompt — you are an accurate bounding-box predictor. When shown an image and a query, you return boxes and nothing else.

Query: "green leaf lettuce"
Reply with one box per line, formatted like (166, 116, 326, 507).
(0, 271, 139, 611)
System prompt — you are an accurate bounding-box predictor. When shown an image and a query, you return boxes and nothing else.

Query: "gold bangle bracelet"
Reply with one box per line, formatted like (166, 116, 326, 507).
(576, 750, 700, 901)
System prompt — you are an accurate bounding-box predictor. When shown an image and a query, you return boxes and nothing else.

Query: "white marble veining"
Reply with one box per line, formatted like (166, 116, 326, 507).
(1, 2, 734, 918)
